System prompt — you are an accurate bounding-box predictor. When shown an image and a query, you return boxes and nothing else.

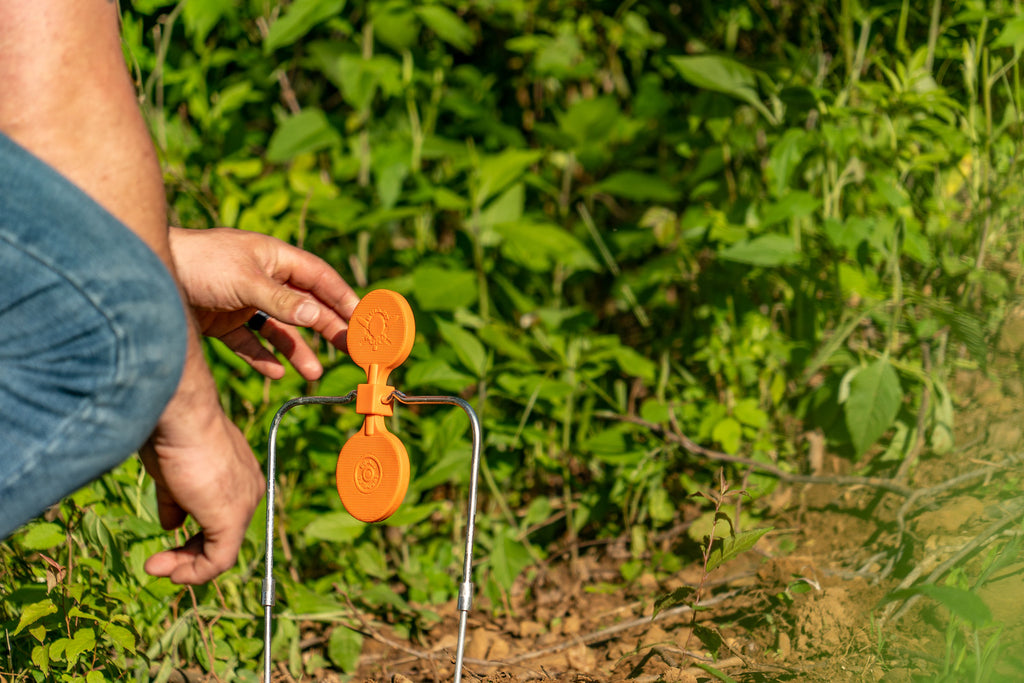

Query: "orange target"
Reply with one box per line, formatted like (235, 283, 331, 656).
(336, 290, 416, 523)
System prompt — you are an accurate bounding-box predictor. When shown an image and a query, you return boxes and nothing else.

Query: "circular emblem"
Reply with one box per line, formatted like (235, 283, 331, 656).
(354, 455, 383, 493)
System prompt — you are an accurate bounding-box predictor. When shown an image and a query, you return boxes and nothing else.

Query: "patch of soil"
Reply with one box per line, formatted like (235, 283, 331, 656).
(291, 352, 1024, 683)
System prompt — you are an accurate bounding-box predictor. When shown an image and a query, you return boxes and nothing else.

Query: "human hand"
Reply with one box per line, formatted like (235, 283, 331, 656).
(140, 370, 265, 584)
(168, 227, 360, 380)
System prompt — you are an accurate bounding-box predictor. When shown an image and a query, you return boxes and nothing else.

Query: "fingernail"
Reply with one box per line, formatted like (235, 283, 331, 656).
(296, 302, 319, 326)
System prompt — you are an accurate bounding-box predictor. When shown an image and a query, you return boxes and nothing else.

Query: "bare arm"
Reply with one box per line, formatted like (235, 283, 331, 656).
(0, 1, 264, 584)
(0, 0, 169, 259)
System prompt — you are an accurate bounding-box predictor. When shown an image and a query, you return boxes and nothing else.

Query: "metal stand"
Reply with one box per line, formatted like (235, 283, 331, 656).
(261, 390, 483, 683)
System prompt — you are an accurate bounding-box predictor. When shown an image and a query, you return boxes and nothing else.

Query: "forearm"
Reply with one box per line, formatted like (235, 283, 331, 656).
(0, 0, 171, 262)
(0, 0, 218, 405)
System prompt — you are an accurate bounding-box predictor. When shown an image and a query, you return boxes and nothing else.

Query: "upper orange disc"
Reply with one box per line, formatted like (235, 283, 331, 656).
(347, 289, 415, 379)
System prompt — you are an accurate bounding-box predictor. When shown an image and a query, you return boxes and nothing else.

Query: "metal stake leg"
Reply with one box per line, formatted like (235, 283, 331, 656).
(391, 392, 483, 683)
(261, 391, 483, 683)
(262, 393, 356, 683)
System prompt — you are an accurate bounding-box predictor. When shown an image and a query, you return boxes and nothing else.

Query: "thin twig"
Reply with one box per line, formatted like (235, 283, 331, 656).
(186, 585, 223, 683)
(598, 411, 915, 497)
(886, 498, 1024, 623)
(501, 589, 741, 666)
(896, 343, 931, 482)
(880, 456, 1024, 580)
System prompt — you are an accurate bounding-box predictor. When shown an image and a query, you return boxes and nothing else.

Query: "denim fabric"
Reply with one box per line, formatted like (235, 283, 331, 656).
(0, 131, 187, 537)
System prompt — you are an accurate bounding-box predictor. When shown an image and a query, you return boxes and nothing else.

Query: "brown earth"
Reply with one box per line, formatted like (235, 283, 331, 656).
(287, 346, 1024, 683)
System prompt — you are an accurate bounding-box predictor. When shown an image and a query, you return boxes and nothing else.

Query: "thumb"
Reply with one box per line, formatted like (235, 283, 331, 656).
(250, 274, 322, 328)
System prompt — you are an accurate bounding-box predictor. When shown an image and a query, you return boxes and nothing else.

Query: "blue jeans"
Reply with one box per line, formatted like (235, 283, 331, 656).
(0, 132, 187, 538)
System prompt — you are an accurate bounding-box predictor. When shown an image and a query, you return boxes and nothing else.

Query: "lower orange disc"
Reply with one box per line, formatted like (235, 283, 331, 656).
(336, 430, 410, 523)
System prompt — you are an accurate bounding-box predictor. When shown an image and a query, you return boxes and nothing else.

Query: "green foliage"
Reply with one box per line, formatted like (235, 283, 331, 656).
(3, 0, 1022, 678)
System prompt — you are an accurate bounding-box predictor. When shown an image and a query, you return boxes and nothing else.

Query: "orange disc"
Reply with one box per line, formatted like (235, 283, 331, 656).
(336, 427, 410, 523)
(347, 289, 415, 382)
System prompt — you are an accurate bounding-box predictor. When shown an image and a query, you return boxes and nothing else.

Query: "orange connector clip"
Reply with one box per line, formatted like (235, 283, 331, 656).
(336, 290, 415, 523)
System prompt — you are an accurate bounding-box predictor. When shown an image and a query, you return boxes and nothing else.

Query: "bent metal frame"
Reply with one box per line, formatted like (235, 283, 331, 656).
(259, 290, 483, 682)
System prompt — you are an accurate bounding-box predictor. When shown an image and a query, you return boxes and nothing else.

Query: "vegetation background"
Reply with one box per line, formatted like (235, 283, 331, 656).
(2, 0, 1023, 681)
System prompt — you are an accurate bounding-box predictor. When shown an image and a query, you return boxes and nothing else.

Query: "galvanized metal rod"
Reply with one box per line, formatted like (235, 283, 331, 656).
(391, 391, 483, 683)
(262, 391, 483, 683)
(262, 392, 357, 683)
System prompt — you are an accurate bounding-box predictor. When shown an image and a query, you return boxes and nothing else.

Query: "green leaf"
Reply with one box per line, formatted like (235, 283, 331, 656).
(584, 171, 681, 203)
(719, 234, 800, 267)
(474, 149, 543, 207)
(760, 191, 820, 226)
(711, 417, 742, 454)
(733, 398, 768, 429)
(694, 661, 740, 683)
(652, 586, 695, 617)
(65, 627, 96, 664)
(767, 128, 813, 198)
(415, 5, 475, 53)
(891, 584, 992, 628)
(18, 522, 65, 551)
(435, 319, 487, 378)
(605, 343, 657, 383)
(13, 599, 57, 637)
(327, 627, 363, 673)
(101, 622, 138, 655)
(477, 183, 524, 228)
(265, 108, 341, 164)
(264, 0, 346, 52)
(489, 529, 533, 591)
(284, 582, 348, 616)
(556, 96, 622, 147)
(303, 511, 365, 544)
(411, 266, 478, 311)
(693, 624, 725, 657)
(373, 5, 419, 51)
(844, 359, 904, 457)
(705, 527, 774, 572)
(317, 364, 365, 397)
(669, 55, 776, 124)
(493, 221, 599, 273)
(31, 644, 49, 676)
(404, 358, 475, 392)
(993, 15, 1024, 50)
(182, 0, 235, 44)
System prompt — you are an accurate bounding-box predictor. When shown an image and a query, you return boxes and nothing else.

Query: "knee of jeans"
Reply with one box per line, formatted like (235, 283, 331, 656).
(109, 263, 188, 437)
(76, 253, 190, 463)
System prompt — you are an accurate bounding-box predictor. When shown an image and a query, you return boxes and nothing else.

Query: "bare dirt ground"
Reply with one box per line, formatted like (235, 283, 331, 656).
(335, 343, 1024, 682)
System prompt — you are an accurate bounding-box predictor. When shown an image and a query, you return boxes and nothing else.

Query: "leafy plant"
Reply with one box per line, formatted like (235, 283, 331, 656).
(1, 0, 1021, 678)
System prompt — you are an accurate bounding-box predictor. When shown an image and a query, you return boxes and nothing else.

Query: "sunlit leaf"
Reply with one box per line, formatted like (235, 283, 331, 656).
(493, 221, 599, 272)
(705, 527, 773, 572)
(890, 584, 992, 628)
(265, 109, 341, 163)
(327, 627, 363, 673)
(652, 586, 695, 617)
(264, 0, 346, 52)
(416, 5, 475, 53)
(474, 149, 543, 207)
(303, 511, 365, 544)
(411, 266, 478, 311)
(669, 55, 776, 124)
(584, 171, 681, 203)
(18, 522, 65, 551)
(844, 358, 903, 457)
(436, 319, 488, 378)
(719, 234, 800, 267)
(13, 600, 57, 637)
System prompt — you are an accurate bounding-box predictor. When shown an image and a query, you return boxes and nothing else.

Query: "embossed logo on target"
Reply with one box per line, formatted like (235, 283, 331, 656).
(354, 455, 383, 493)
